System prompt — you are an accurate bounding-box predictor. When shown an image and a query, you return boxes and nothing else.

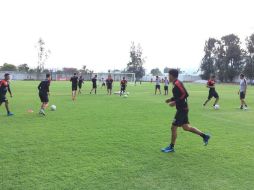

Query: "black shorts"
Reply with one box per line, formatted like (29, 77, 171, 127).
(72, 85, 78, 91)
(93, 84, 97, 89)
(172, 110, 189, 126)
(121, 85, 126, 92)
(78, 83, 82, 89)
(155, 85, 160, 90)
(39, 93, 49, 103)
(164, 86, 168, 91)
(208, 91, 219, 99)
(0, 95, 7, 103)
(240, 92, 245, 99)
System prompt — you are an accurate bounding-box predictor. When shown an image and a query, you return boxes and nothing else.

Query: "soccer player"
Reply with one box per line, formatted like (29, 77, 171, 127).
(38, 73, 51, 116)
(101, 77, 106, 88)
(164, 77, 169, 95)
(155, 76, 161, 95)
(161, 69, 210, 153)
(238, 73, 248, 110)
(106, 75, 113, 95)
(90, 75, 97, 94)
(120, 77, 127, 96)
(0, 73, 14, 116)
(203, 75, 219, 108)
(70, 73, 78, 100)
(78, 75, 84, 94)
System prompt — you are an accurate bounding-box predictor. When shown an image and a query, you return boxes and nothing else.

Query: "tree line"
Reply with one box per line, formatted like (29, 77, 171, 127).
(200, 33, 254, 82)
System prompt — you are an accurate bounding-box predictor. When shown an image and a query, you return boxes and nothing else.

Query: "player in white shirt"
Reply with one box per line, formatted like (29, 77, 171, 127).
(155, 76, 161, 95)
(238, 73, 248, 110)
(164, 77, 169, 95)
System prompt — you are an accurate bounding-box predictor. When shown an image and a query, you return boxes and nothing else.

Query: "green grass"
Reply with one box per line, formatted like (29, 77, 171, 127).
(1, 81, 254, 190)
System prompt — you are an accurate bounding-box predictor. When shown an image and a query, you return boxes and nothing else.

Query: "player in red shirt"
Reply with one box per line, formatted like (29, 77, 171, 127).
(203, 75, 219, 108)
(120, 77, 127, 96)
(0, 73, 14, 116)
(106, 75, 113, 95)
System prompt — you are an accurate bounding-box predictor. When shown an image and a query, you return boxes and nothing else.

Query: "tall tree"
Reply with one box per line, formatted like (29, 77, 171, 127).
(126, 42, 146, 80)
(151, 68, 162, 76)
(0, 63, 17, 71)
(244, 33, 254, 80)
(221, 34, 244, 82)
(36, 38, 51, 73)
(200, 38, 220, 80)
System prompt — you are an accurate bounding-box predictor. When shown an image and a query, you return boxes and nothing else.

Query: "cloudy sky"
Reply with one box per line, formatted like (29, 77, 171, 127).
(0, 0, 254, 74)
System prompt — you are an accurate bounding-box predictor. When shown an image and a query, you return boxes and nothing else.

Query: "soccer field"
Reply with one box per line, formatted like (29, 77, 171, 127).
(1, 81, 254, 190)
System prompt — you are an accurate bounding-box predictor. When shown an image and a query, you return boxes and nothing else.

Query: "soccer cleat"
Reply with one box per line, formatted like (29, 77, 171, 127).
(161, 146, 175, 153)
(203, 135, 210, 146)
(39, 109, 45, 116)
(7, 112, 14, 116)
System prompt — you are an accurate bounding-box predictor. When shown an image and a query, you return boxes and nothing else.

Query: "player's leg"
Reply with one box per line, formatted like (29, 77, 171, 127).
(161, 125, 177, 153)
(213, 92, 219, 106)
(203, 93, 212, 106)
(182, 124, 210, 145)
(4, 100, 13, 116)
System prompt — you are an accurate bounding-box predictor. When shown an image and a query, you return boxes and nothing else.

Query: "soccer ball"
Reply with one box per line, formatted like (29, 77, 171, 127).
(214, 104, 220, 110)
(51, 105, 56, 111)
(123, 94, 128, 98)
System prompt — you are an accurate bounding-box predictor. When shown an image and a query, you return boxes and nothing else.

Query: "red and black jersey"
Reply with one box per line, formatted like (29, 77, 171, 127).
(0, 80, 11, 96)
(207, 79, 215, 92)
(70, 76, 78, 86)
(120, 79, 127, 86)
(170, 79, 189, 111)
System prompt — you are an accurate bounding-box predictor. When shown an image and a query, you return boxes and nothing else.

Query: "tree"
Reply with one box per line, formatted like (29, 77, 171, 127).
(126, 42, 146, 80)
(151, 68, 162, 76)
(221, 34, 245, 82)
(63, 67, 78, 74)
(18, 64, 29, 72)
(0, 63, 17, 71)
(163, 67, 170, 73)
(244, 33, 254, 80)
(200, 38, 220, 80)
(36, 38, 51, 73)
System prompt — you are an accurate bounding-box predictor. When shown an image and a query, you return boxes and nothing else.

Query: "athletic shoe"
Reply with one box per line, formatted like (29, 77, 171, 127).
(39, 109, 45, 116)
(7, 112, 14, 116)
(203, 135, 210, 146)
(161, 146, 175, 153)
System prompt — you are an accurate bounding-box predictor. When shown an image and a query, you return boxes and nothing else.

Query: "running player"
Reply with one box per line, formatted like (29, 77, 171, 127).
(70, 73, 78, 100)
(38, 73, 51, 116)
(78, 75, 84, 94)
(106, 75, 113, 95)
(101, 77, 106, 88)
(238, 73, 248, 110)
(120, 77, 127, 96)
(203, 75, 219, 108)
(164, 77, 169, 95)
(155, 76, 161, 95)
(0, 73, 14, 116)
(161, 69, 210, 153)
(90, 75, 97, 94)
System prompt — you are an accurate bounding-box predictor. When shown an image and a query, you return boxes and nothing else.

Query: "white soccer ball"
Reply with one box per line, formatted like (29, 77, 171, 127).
(214, 104, 220, 110)
(51, 105, 56, 111)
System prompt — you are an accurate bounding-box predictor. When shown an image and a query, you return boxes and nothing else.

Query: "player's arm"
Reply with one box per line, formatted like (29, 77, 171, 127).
(7, 85, 12, 97)
(38, 82, 42, 90)
(47, 81, 50, 96)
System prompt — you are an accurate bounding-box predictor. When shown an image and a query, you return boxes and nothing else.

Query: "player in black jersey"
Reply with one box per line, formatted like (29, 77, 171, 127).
(161, 69, 210, 153)
(90, 75, 97, 94)
(38, 73, 51, 115)
(0, 73, 14, 116)
(78, 75, 84, 94)
(70, 73, 78, 100)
